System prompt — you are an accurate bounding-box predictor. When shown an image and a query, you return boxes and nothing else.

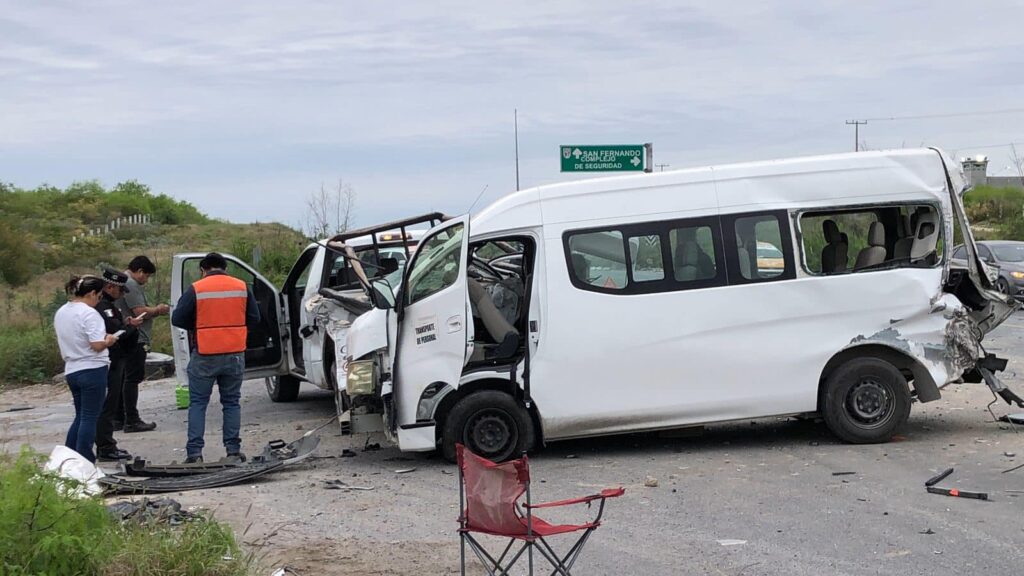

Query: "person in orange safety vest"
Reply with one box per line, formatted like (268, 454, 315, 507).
(171, 252, 260, 464)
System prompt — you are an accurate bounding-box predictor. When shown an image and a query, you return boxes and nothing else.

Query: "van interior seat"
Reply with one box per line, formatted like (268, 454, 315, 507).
(672, 240, 715, 281)
(893, 214, 914, 260)
(468, 278, 519, 359)
(820, 219, 848, 274)
(854, 221, 887, 270)
(909, 210, 940, 263)
(571, 253, 590, 283)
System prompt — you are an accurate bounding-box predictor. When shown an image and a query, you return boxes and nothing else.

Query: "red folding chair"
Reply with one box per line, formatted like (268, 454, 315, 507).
(456, 444, 624, 575)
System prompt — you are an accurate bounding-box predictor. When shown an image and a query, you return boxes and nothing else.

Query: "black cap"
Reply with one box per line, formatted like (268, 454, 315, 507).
(101, 268, 131, 292)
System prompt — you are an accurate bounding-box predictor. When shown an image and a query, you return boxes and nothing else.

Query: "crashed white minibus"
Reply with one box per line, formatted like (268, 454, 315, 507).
(340, 148, 1021, 462)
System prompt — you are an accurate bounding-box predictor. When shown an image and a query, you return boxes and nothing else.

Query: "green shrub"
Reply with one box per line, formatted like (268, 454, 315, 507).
(0, 448, 116, 575)
(0, 449, 252, 576)
(0, 324, 63, 385)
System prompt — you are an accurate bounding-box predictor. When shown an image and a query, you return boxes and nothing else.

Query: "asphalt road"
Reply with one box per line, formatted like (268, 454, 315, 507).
(4, 317, 1024, 574)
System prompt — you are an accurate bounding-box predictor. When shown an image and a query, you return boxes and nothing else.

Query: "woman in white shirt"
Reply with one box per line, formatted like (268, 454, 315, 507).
(53, 275, 119, 462)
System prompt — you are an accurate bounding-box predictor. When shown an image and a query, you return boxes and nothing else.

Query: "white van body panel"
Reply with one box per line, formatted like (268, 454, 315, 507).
(346, 148, 1016, 451)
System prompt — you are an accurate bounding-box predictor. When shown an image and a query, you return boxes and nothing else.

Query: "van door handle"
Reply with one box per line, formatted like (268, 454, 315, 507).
(447, 315, 464, 333)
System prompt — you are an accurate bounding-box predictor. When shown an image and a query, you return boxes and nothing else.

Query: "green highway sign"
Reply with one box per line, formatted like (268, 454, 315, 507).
(560, 144, 649, 172)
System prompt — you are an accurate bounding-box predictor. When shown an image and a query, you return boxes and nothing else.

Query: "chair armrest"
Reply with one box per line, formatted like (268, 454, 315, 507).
(524, 487, 625, 509)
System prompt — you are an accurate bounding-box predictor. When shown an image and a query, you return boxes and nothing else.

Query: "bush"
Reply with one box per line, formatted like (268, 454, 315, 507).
(0, 324, 63, 385)
(0, 449, 252, 576)
(0, 448, 116, 575)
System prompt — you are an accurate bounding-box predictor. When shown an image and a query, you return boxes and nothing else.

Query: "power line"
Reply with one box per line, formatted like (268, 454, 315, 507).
(860, 107, 1024, 123)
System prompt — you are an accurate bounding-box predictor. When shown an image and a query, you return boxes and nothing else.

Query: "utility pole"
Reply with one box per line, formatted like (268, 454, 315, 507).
(514, 109, 521, 191)
(846, 120, 867, 151)
(655, 163, 670, 172)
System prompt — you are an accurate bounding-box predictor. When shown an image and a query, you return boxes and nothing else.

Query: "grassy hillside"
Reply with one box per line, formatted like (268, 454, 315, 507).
(0, 181, 308, 386)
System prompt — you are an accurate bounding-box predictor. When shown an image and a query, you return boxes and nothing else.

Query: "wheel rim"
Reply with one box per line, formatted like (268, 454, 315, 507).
(265, 377, 276, 396)
(465, 408, 518, 461)
(999, 280, 1010, 295)
(845, 377, 894, 428)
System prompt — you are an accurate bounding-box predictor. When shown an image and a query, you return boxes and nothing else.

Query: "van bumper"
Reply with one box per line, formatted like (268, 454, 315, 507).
(397, 422, 437, 452)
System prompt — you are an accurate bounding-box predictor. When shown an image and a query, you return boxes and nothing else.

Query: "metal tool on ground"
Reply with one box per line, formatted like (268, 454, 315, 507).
(924, 468, 989, 500)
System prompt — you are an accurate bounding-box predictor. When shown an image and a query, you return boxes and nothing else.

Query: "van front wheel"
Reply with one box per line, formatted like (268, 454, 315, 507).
(821, 358, 910, 444)
(442, 391, 533, 463)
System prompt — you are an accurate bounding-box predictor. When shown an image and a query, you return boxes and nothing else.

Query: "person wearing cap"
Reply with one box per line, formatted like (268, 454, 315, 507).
(119, 255, 169, 433)
(94, 268, 143, 461)
(171, 252, 260, 464)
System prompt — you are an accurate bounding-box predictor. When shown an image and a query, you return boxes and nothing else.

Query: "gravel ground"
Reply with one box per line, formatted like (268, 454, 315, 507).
(4, 317, 1024, 575)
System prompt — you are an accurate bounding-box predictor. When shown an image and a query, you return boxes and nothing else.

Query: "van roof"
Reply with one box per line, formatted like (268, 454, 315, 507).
(472, 148, 961, 236)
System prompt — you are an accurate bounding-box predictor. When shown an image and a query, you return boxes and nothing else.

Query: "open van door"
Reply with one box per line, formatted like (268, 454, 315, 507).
(391, 216, 471, 431)
(171, 253, 290, 385)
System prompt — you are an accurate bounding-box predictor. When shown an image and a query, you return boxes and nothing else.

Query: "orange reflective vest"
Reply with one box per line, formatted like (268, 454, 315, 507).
(194, 274, 248, 355)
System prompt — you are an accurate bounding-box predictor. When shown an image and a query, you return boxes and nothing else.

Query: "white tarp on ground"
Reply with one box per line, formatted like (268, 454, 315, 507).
(44, 445, 104, 497)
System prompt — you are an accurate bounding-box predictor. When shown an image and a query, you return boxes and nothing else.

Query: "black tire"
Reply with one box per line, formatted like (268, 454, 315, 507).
(821, 357, 911, 444)
(442, 390, 534, 463)
(265, 374, 301, 402)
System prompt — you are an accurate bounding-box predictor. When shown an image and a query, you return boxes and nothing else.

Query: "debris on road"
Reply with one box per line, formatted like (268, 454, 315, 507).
(1002, 462, 1024, 474)
(395, 467, 417, 474)
(923, 467, 989, 500)
(644, 476, 659, 487)
(716, 539, 747, 546)
(832, 471, 856, 476)
(341, 449, 357, 458)
(1, 405, 34, 412)
(107, 497, 197, 525)
(998, 413, 1024, 425)
(323, 479, 375, 491)
(919, 528, 936, 535)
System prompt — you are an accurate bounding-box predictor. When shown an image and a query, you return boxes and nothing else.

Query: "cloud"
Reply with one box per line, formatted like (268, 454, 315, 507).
(1, 0, 1023, 225)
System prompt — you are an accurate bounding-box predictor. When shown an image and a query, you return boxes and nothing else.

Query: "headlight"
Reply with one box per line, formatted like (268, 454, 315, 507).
(1010, 271, 1024, 280)
(346, 360, 377, 396)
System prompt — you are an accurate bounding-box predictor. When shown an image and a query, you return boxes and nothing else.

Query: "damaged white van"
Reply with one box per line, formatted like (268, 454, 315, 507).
(354, 149, 1022, 461)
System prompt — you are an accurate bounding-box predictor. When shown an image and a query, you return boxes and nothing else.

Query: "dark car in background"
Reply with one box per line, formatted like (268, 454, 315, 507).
(951, 240, 1024, 301)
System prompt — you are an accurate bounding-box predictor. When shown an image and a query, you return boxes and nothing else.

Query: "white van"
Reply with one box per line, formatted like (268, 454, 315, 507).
(342, 148, 1024, 461)
(170, 214, 444, 418)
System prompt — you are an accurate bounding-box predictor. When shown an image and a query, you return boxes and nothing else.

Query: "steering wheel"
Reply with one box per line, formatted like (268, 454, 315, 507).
(471, 256, 503, 280)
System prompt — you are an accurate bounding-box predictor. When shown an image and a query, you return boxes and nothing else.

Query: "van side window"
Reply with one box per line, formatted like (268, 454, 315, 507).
(799, 204, 941, 275)
(629, 234, 665, 282)
(669, 226, 717, 281)
(729, 213, 790, 281)
(406, 223, 465, 304)
(568, 231, 628, 290)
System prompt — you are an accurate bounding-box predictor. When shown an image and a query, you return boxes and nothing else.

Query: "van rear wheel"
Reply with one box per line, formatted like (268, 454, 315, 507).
(821, 358, 910, 444)
(266, 375, 301, 403)
(442, 391, 533, 463)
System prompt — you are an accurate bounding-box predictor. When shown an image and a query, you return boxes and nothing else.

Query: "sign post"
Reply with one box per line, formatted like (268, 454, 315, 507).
(560, 144, 653, 173)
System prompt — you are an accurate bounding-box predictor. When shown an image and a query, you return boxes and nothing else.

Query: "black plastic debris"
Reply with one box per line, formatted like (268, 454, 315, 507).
(998, 413, 1024, 425)
(107, 497, 197, 525)
(924, 468, 988, 500)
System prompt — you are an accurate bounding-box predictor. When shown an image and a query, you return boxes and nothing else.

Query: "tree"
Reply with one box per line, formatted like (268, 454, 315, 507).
(304, 179, 356, 239)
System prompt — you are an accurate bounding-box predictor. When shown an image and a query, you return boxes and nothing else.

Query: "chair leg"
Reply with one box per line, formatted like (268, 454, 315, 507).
(463, 534, 531, 576)
(460, 532, 466, 576)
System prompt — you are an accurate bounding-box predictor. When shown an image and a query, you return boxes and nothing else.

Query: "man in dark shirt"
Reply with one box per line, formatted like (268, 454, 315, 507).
(95, 268, 142, 461)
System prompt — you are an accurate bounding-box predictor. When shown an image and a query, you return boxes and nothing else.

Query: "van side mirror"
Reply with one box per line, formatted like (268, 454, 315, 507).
(370, 279, 395, 310)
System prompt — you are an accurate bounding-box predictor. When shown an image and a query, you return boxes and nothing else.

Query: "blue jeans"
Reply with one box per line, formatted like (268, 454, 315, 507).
(66, 366, 108, 463)
(186, 353, 244, 458)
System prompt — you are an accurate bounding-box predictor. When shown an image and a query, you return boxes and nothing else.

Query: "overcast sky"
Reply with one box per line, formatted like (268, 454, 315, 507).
(2, 1, 1023, 227)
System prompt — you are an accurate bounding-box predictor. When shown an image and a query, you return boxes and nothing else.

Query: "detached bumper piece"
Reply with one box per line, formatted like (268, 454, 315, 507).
(971, 354, 1024, 408)
(99, 434, 320, 495)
